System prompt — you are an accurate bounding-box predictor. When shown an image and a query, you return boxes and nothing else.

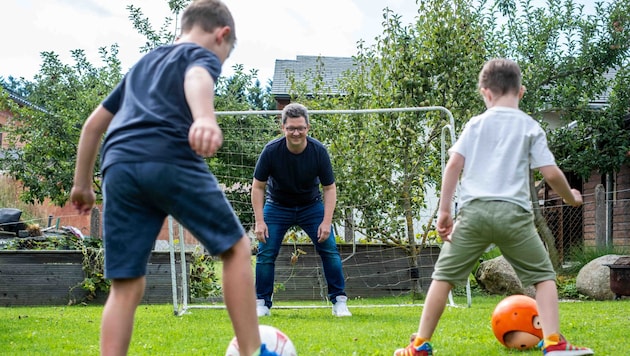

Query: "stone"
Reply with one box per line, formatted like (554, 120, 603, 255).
(475, 255, 536, 297)
(576, 254, 622, 301)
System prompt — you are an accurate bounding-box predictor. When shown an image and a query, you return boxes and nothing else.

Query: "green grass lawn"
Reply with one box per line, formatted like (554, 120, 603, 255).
(0, 296, 627, 355)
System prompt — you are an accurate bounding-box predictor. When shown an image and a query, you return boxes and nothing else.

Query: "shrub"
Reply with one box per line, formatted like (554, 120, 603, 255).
(188, 247, 221, 299)
(563, 245, 630, 276)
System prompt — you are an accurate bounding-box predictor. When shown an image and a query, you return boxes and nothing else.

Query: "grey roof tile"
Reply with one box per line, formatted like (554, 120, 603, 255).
(271, 55, 355, 96)
(2, 85, 48, 113)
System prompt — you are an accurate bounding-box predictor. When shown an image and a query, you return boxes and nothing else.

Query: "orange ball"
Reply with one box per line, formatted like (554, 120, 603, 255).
(491, 295, 543, 350)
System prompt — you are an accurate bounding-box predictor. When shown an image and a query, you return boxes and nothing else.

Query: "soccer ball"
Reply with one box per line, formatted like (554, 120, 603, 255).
(491, 295, 543, 350)
(225, 324, 297, 356)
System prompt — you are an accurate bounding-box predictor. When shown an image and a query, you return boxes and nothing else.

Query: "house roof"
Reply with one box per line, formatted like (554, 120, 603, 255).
(1, 85, 48, 113)
(270, 55, 355, 98)
(270, 56, 621, 106)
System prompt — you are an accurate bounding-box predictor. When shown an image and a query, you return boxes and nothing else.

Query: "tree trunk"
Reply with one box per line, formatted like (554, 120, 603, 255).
(402, 189, 423, 297)
(530, 171, 560, 270)
(595, 184, 606, 248)
(343, 207, 354, 243)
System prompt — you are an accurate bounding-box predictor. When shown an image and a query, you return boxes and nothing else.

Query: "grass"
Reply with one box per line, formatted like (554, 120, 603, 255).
(0, 296, 627, 355)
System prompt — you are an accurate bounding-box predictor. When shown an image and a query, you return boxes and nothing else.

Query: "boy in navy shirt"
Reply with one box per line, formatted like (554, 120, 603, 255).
(71, 1, 276, 355)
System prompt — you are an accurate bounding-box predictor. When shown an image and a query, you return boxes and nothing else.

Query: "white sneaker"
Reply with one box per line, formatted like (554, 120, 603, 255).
(332, 295, 352, 317)
(256, 299, 270, 317)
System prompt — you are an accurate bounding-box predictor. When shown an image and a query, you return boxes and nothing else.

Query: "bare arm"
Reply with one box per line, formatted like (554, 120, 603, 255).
(538, 165, 583, 207)
(251, 178, 268, 242)
(184, 66, 223, 157)
(316, 183, 337, 243)
(317, 183, 337, 243)
(437, 152, 465, 240)
(321, 183, 337, 226)
(71, 105, 115, 214)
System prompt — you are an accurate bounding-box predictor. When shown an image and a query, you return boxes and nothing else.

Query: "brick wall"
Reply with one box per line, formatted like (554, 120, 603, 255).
(582, 164, 630, 249)
(0, 110, 8, 149)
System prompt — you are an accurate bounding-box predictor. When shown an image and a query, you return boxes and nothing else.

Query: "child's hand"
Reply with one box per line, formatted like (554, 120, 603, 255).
(437, 212, 454, 242)
(566, 189, 583, 207)
(189, 118, 223, 157)
(70, 186, 95, 215)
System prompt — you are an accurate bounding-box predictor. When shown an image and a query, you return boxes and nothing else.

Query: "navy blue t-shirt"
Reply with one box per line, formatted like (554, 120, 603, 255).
(100, 43, 222, 173)
(253, 136, 335, 206)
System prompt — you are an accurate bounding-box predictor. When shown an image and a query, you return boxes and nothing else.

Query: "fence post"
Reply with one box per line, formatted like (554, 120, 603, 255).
(90, 207, 101, 239)
(595, 184, 606, 248)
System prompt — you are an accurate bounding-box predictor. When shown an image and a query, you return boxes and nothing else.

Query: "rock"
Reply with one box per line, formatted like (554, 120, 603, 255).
(576, 254, 622, 301)
(475, 256, 536, 297)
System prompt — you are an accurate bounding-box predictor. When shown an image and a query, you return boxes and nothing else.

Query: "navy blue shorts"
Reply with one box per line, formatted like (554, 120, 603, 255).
(102, 162, 245, 279)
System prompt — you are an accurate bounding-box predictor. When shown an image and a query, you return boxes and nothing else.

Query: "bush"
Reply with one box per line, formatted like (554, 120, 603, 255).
(189, 247, 222, 299)
(556, 274, 587, 300)
(563, 245, 630, 276)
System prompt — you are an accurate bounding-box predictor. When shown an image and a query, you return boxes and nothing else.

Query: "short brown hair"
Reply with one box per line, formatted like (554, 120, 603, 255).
(181, 0, 236, 44)
(281, 103, 310, 125)
(478, 58, 522, 96)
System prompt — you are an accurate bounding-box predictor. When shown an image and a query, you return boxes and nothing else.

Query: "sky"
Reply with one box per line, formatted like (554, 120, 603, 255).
(1, 0, 597, 86)
(0, 0, 419, 85)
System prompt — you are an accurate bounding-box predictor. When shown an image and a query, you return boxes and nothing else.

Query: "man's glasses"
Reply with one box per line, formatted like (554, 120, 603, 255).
(285, 126, 308, 133)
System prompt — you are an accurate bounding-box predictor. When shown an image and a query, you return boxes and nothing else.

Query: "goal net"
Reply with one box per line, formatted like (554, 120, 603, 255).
(166, 106, 468, 315)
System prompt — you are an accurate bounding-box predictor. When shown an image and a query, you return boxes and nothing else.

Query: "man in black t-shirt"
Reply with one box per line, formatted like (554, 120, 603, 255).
(251, 103, 351, 318)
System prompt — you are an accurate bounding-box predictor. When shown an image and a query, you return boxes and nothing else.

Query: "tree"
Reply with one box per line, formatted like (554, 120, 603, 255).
(294, 0, 488, 250)
(285, 0, 488, 296)
(489, 0, 630, 179)
(285, 0, 628, 276)
(0, 47, 122, 205)
(211, 65, 278, 230)
(126, 0, 190, 53)
(0, 0, 187, 206)
(0, 76, 29, 96)
(486, 0, 630, 267)
(0, 0, 275, 216)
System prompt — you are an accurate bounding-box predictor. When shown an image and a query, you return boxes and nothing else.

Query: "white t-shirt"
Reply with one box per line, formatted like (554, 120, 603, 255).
(450, 106, 557, 212)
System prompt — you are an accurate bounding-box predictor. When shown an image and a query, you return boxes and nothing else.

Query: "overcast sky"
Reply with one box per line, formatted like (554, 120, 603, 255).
(1, 0, 597, 86)
(1, 0, 420, 85)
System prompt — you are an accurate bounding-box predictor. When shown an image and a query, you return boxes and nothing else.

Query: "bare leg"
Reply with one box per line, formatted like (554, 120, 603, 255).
(417, 280, 452, 340)
(101, 277, 145, 356)
(221, 236, 261, 356)
(535, 280, 560, 337)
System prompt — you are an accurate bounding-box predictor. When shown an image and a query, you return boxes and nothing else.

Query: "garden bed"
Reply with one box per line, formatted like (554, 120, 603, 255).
(270, 244, 439, 300)
(1, 242, 438, 305)
(0, 250, 189, 306)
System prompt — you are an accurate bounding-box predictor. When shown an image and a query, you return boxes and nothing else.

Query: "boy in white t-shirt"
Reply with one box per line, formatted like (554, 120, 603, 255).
(394, 58, 593, 356)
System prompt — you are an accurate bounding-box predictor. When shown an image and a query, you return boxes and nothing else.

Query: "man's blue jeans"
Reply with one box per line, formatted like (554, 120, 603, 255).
(255, 200, 346, 308)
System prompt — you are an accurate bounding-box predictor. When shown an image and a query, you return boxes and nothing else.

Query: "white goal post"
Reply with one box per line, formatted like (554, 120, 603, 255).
(168, 106, 471, 316)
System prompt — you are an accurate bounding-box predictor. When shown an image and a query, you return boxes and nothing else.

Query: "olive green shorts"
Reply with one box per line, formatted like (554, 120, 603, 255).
(432, 200, 556, 287)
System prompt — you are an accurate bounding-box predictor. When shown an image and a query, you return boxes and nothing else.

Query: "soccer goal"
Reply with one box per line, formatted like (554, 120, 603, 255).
(167, 106, 471, 316)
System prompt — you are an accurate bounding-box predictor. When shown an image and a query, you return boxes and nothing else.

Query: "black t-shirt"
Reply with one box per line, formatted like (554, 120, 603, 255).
(100, 42, 222, 173)
(253, 136, 335, 206)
